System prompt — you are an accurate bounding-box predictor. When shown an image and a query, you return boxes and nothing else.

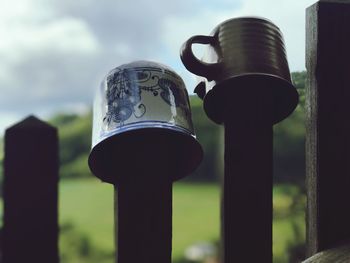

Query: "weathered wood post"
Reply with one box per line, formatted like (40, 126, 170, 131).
(88, 61, 202, 263)
(115, 178, 172, 262)
(220, 84, 274, 262)
(180, 17, 299, 262)
(303, 1, 350, 262)
(3, 116, 59, 263)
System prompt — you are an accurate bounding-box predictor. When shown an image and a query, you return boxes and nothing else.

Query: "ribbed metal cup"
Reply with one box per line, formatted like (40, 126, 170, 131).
(180, 17, 298, 124)
(214, 17, 291, 82)
(181, 17, 291, 83)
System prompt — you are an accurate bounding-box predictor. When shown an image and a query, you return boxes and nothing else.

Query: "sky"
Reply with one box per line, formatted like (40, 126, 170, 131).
(0, 0, 316, 133)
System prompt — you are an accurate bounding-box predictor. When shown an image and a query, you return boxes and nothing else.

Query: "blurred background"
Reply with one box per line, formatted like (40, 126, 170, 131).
(0, 0, 313, 262)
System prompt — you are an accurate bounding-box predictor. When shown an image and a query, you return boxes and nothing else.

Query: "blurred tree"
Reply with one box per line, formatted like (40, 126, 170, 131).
(60, 222, 113, 263)
(49, 112, 93, 179)
(185, 97, 223, 182)
(49, 97, 224, 181)
(273, 71, 306, 187)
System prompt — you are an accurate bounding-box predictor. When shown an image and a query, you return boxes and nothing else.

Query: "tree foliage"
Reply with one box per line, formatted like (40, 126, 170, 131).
(273, 72, 306, 186)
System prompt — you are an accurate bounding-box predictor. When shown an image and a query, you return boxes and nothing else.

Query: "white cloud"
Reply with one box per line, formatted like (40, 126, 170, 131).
(0, 0, 101, 116)
(0, 18, 99, 68)
(24, 19, 98, 53)
(0, 0, 316, 133)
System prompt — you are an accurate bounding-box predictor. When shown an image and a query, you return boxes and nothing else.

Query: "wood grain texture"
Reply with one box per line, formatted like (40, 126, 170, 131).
(3, 116, 59, 263)
(305, 0, 350, 257)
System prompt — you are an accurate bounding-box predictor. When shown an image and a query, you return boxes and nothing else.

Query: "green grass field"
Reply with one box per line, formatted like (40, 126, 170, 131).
(59, 179, 220, 261)
(59, 179, 304, 262)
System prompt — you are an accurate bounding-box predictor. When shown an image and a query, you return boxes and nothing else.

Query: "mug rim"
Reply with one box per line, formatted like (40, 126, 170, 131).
(88, 125, 203, 184)
(203, 72, 298, 124)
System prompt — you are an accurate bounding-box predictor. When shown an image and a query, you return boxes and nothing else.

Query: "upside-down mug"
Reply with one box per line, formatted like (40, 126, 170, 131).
(88, 60, 203, 184)
(180, 17, 298, 124)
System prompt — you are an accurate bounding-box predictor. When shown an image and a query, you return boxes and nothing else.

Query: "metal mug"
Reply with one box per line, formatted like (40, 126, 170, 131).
(180, 17, 298, 124)
(88, 60, 203, 184)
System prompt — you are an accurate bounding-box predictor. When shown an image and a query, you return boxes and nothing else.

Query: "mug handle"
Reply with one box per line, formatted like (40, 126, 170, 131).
(180, 35, 220, 80)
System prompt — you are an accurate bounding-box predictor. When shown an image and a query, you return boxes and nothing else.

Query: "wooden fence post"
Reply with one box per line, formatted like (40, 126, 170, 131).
(305, 0, 350, 259)
(89, 62, 203, 263)
(180, 17, 298, 262)
(3, 116, 59, 263)
(220, 85, 274, 262)
(192, 79, 297, 263)
(115, 176, 172, 263)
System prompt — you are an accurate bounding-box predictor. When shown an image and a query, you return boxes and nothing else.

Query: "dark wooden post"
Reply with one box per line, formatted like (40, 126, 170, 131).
(220, 84, 274, 262)
(193, 75, 297, 263)
(115, 177, 172, 263)
(110, 141, 178, 263)
(3, 116, 59, 263)
(192, 75, 298, 263)
(89, 132, 192, 263)
(180, 17, 298, 263)
(89, 62, 203, 263)
(191, 78, 297, 263)
(186, 78, 297, 263)
(305, 0, 350, 258)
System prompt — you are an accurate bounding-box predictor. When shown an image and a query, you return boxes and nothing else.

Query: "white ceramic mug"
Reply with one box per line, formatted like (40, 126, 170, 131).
(89, 60, 202, 184)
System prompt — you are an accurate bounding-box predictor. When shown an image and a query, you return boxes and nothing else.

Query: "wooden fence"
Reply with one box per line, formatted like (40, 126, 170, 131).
(2, 1, 350, 262)
(304, 0, 350, 262)
(3, 116, 59, 263)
